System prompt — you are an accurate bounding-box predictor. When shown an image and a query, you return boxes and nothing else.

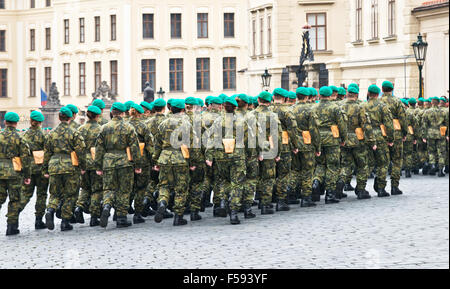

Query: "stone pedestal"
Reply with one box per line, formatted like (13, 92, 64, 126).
(40, 104, 63, 129)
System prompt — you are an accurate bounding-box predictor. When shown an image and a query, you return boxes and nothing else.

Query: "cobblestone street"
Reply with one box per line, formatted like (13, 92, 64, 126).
(0, 175, 448, 269)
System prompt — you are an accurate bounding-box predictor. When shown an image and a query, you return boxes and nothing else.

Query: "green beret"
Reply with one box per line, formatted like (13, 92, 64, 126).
(418, 97, 425, 102)
(309, 87, 317, 96)
(408, 98, 417, 105)
(185, 97, 198, 105)
(205, 96, 214, 105)
(219, 94, 228, 101)
(368, 85, 381, 94)
(196, 98, 204, 107)
(224, 96, 238, 107)
(87, 105, 102, 115)
(112, 102, 127, 112)
(236, 93, 250, 104)
(149, 102, 154, 110)
(296, 87, 309, 96)
(337, 87, 346, 96)
(66, 104, 79, 114)
(273, 88, 288, 98)
(4, 112, 20, 123)
(258, 91, 273, 102)
(401, 99, 408, 105)
(140, 101, 152, 111)
(153, 98, 167, 107)
(440, 97, 447, 102)
(287, 91, 297, 100)
(131, 103, 144, 114)
(30, 110, 45, 122)
(210, 97, 223, 105)
(382, 81, 394, 89)
(167, 99, 174, 106)
(92, 99, 106, 109)
(171, 99, 185, 109)
(319, 86, 332, 97)
(348, 84, 359, 94)
(60, 107, 73, 118)
(329, 86, 339, 93)
(124, 101, 135, 111)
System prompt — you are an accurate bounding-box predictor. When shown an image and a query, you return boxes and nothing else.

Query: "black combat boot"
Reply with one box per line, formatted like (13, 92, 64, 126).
(429, 164, 437, 176)
(6, 223, 20, 236)
(128, 206, 135, 215)
(311, 193, 321, 202)
(133, 213, 145, 224)
(142, 197, 151, 217)
(373, 177, 380, 193)
(445, 165, 449, 174)
(312, 179, 321, 197)
(69, 214, 77, 224)
(163, 209, 174, 219)
(276, 199, 290, 211)
(154, 200, 168, 223)
(287, 186, 300, 204)
(230, 210, 240, 225)
(335, 180, 345, 199)
(35, 216, 47, 230)
(405, 169, 411, 178)
(117, 216, 132, 228)
(100, 204, 111, 228)
(113, 211, 117, 221)
(90, 216, 100, 227)
(173, 214, 188, 226)
(300, 195, 316, 207)
(438, 167, 445, 177)
(412, 167, 420, 175)
(422, 162, 429, 175)
(45, 208, 55, 231)
(368, 171, 375, 179)
(377, 189, 390, 197)
(391, 186, 403, 195)
(74, 206, 85, 224)
(325, 191, 339, 204)
(55, 203, 62, 219)
(190, 209, 202, 221)
(356, 189, 371, 200)
(61, 219, 73, 231)
(252, 200, 258, 207)
(344, 183, 355, 191)
(261, 205, 274, 215)
(215, 199, 228, 218)
(244, 203, 256, 219)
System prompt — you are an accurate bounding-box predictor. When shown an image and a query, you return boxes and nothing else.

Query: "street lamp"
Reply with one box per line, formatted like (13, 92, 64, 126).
(297, 22, 314, 88)
(261, 68, 272, 91)
(156, 87, 165, 99)
(412, 33, 428, 98)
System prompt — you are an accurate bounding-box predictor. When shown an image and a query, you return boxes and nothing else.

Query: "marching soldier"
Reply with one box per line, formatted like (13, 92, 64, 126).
(404, 98, 419, 178)
(92, 99, 109, 125)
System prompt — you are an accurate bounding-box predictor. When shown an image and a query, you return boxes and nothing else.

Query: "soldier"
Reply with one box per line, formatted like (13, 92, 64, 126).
(0, 112, 31, 236)
(152, 99, 193, 226)
(20, 111, 48, 230)
(92, 99, 109, 125)
(363, 85, 394, 197)
(291, 87, 320, 207)
(336, 84, 371, 199)
(74, 106, 103, 226)
(43, 107, 86, 231)
(95, 102, 142, 228)
(415, 98, 428, 174)
(312, 86, 348, 204)
(141, 101, 153, 120)
(404, 98, 419, 178)
(439, 97, 449, 173)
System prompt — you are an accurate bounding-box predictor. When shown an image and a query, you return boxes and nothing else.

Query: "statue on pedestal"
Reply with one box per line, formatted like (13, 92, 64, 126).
(143, 82, 154, 103)
(92, 81, 117, 102)
(47, 82, 61, 106)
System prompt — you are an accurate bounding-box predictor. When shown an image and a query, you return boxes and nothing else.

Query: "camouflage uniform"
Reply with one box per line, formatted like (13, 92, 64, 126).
(404, 107, 419, 172)
(0, 127, 31, 224)
(415, 106, 428, 169)
(98, 115, 109, 126)
(20, 126, 48, 217)
(422, 105, 449, 171)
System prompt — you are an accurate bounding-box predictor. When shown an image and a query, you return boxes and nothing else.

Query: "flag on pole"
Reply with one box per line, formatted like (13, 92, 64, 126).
(41, 88, 48, 106)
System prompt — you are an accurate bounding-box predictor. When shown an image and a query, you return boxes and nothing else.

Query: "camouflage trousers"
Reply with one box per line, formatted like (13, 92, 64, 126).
(367, 142, 389, 191)
(340, 146, 368, 191)
(315, 146, 340, 191)
(275, 151, 292, 200)
(290, 151, 301, 190)
(76, 170, 103, 217)
(20, 173, 48, 217)
(0, 178, 21, 224)
(403, 141, 415, 170)
(296, 150, 316, 197)
(388, 139, 403, 187)
(427, 138, 447, 168)
(157, 165, 189, 215)
(145, 166, 159, 204)
(256, 159, 276, 206)
(47, 173, 80, 220)
(244, 157, 258, 205)
(102, 167, 134, 217)
(215, 158, 246, 211)
(132, 166, 150, 214)
(188, 162, 205, 211)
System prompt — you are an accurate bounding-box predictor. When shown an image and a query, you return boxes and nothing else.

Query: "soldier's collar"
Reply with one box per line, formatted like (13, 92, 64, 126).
(112, 116, 123, 121)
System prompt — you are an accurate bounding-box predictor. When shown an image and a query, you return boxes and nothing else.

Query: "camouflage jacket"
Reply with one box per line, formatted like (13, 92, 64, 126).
(69, 120, 81, 130)
(405, 107, 419, 142)
(94, 116, 141, 170)
(236, 108, 258, 158)
(363, 98, 394, 144)
(248, 105, 282, 159)
(78, 120, 102, 170)
(23, 126, 46, 174)
(422, 106, 448, 139)
(312, 99, 348, 147)
(43, 122, 86, 175)
(340, 99, 373, 147)
(128, 116, 152, 168)
(0, 126, 31, 179)
(146, 114, 167, 162)
(379, 93, 408, 140)
(271, 103, 300, 152)
(185, 111, 204, 164)
(98, 115, 109, 126)
(291, 102, 321, 153)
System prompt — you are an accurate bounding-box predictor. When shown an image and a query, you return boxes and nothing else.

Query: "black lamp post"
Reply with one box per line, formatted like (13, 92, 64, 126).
(261, 68, 272, 91)
(156, 87, 165, 99)
(296, 23, 314, 87)
(412, 33, 428, 98)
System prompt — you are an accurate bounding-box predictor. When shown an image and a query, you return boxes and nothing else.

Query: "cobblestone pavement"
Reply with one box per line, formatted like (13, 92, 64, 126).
(0, 175, 448, 269)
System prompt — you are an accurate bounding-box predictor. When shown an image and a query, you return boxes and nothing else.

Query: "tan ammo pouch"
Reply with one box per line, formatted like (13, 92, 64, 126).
(139, 143, 145, 156)
(12, 157, 22, 172)
(32, 150, 44, 165)
(126, 147, 132, 161)
(355, 128, 364, 141)
(440, 126, 448, 137)
(393, 119, 401, 131)
(380, 124, 387, 137)
(222, 139, 236, 154)
(90, 147, 96, 160)
(331, 125, 339, 138)
(408, 126, 414, 135)
(268, 136, 275, 149)
(180, 144, 190, 159)
(70, 152, 79, 166)
(281, 131, 289, 145)
(302, 131, 312, 145)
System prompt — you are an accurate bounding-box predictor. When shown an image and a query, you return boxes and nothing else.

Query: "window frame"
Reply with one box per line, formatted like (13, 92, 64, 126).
(63, 63, 70, 96)
(170, 13, 182, 39)
(260, 17, 264, 55)
(252, 19, 256, 56)
(29, 67, 36, 97)
(169, 58, 183, 92)
(79, 18, 85, 43)
(307, 12, 327, 51)
(0, 0, 5, 9)
(371, 0, 379, 39)
(30, 29, 35, 51)
(197, 13, 208, 39)
(94, 61, 101, 90)
(0, 30, 5, 52)
(64, 19, 70, 44)
(143, 14, 154, 39)
(223, 57, 236, 90)
(45, 27, 51, 50)
(110, 15, 116, 41)
(94, 16, 101, 42)
(46, 0, 51, 7)
(267, 15, 272, 54)
(44, 67, 51, 93)
(110, 60, 118, 95)
(30, 0, 35, 9)
(388, 0, 396, 36)
(79, 62, 86, 96)
(224, 13, 235, 38)
(141, 59, 156, 92)
(196, 58, 210, 91)
(0, 69, 6, 98)
(355, 0, 362, 41)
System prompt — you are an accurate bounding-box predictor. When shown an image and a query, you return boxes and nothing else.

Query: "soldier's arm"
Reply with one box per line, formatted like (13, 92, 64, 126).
(43, 135, 53, 175)
(94, 128, 106, 171)
(310, 111, 321, 153)
(397, 102, 408, 138)
(152, 123, 163, 164)
(73, 131, 87, 171)
(128, 126, 142, 169)
(19, 137, 32, 179)
(383, 106, 395, 143)
(285, 111, 300, 150)
(337, 107, 348, 144)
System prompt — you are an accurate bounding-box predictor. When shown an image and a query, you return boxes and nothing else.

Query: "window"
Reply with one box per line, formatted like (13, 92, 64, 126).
(371, 0, 378, 39)
(197, 13, 208, 38)
(94, 16, 100, 42)
(224, 13, 235, 38)
(29, 68, 36, 97)
(46, 0, 51, 7)
(260, 18, 264, 55)
(110, 15, 116, 41)
(0, 30, 5, 51)
(110, 60, 118, 95)
(0, 69, 6, 98)
(0, 0, 4, 9)
(141, 59, 155, 91)
(252, 19, 256, 56)
(45, 67, 51, 93)
(196, 58, 210, 91)
(30, 0, 35, 8)
(388, 0, 396, 36)
(79, 63, 86, 96)
(143, 14, 154, 39)
(30, 29, 35, 51)
(63, 63, 70, 96)
(267, 15, 272, 54)
(94, 62, 101, 90)
(45, 28, 51, 50)
(307, 13, 327, 51)
(169, 58, 183, 91)
(64, 19, 69, 44)
(355, 0, 362, 41)
(171, 14, 182, 39)
(223, 57, 236, 90)
(79, 18, 85, 43)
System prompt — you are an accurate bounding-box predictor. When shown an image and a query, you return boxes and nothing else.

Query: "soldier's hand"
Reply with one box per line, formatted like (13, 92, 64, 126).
(422, 138, 427, 143)
(413, 140, 417, 145)
(44, 174, 50, 179)
(152, 165, 160, 171)
(258, 155, 264, 161)
(402, 136, 407, 142)
(340, 142, 345, 147)
(205, 160, 213, 167)
(96, 170, 103, 176)
(275, 156, 281, 162)
(388, 142, 394, 147)
(447, 136, 449, 142)
(81, 170, 86, 175)
(24, 178, 31, 185)
(135, 168, 142, 174)
(189, 166, 196, 171)
(315, 152, 321, 157)
(293, 149, 299, 155)
(372, 145, 377, 151)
